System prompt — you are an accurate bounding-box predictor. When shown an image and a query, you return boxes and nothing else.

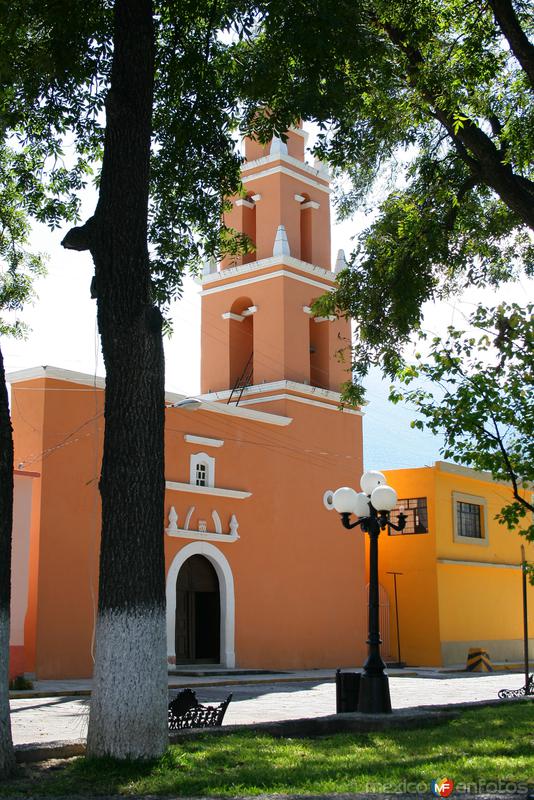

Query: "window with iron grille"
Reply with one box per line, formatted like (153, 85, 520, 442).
(456, 501, 483, 538)
(389, 497, 428, 535)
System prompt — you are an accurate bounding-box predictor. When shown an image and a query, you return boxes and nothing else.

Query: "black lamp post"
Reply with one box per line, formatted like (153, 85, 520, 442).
(333, 471, 406, 714)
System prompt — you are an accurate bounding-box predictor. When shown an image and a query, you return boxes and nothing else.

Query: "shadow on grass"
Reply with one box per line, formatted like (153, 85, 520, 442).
(3, 702, 532, 797)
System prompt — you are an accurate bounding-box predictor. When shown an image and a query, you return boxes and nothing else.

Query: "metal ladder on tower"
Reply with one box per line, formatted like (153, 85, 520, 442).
(227, 353, 253, 406)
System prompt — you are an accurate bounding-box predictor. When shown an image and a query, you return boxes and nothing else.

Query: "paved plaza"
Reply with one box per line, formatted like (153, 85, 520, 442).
(9, 670, 529, 748)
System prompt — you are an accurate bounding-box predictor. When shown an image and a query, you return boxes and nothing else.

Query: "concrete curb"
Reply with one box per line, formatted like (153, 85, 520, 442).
(14, 694, 532, 762)
(15, 739, 86, 763)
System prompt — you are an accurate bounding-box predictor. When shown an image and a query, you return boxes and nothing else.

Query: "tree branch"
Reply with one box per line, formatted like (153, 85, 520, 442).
(487, 0, 534, 89)
(382, 21, 534, 230)
(61, 216, 95, 252)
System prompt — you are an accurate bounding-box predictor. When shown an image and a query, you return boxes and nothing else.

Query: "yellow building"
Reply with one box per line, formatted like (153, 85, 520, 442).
(377, 462, 534, 667)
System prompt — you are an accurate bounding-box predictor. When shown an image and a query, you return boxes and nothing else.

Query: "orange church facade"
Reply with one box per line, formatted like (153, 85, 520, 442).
(9, 127, 367, 679)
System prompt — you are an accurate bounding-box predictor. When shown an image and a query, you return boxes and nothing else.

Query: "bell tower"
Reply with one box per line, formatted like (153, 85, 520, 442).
(200, 125, 351, 400)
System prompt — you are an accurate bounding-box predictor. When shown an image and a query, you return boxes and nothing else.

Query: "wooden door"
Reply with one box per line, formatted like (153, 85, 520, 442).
(175, 555, 220, 663)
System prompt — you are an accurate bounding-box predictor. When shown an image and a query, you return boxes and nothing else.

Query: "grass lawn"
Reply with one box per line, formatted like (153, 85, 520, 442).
(3, 703, 532, 796)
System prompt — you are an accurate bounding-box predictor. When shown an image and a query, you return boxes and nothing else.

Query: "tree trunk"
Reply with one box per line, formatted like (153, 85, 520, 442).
(0, 345, 15, 777)
(69, 0, 168, 759)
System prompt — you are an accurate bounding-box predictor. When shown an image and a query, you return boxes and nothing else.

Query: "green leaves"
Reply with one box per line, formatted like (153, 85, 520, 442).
(390, 303, 534, 566)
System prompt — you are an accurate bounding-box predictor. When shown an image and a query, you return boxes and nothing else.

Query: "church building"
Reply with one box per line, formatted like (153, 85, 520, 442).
(8, 126, 368, 679)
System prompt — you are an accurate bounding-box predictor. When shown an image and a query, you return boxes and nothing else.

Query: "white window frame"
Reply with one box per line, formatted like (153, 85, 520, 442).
(452, 491, 489, 546)
(190, 452, 215, 488)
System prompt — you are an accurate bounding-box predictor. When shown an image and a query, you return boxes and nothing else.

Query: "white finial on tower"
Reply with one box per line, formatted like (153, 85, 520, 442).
(314, 156, 330, 179)
(335, 249, 348, 274)
(270, 136, 288, 156)
(273, 224, 290, 257)
(202, 256, 217, 275)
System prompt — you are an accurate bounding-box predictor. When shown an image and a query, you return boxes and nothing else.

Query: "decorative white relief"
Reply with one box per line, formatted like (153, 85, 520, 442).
(212, 510, 222, 534)
(301, 200, 320, 210)
(229, 514, 239, 537)
(184, 506, 195, 531)
(168, 506, 179, 532)
(273, 224, 290, 257)
(165, 508, 240, 542)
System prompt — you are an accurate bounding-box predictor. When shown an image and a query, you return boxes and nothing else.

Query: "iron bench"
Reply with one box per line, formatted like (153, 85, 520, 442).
(168, 688, 233, 730)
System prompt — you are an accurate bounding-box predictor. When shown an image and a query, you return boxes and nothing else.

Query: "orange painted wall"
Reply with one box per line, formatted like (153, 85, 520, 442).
(12, 376, 104, 678)
(10, 372, 365, 677)
(377, 467, 442, 666)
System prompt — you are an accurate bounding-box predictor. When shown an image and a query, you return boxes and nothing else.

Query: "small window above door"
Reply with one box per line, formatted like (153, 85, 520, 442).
(190, 452, 215, 488)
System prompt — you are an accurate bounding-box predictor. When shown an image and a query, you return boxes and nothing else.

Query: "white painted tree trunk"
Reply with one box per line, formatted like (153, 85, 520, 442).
(87, 607, 168, 759)
(0, 610, 15, 776)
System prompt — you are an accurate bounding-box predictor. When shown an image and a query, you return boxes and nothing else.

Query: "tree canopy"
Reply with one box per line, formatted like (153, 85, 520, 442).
(239, 0, 534, 400)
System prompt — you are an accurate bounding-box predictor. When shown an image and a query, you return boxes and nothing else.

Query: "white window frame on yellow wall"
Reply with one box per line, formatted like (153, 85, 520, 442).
(190, 452, 215, 488)
(452, 491, 489, 546)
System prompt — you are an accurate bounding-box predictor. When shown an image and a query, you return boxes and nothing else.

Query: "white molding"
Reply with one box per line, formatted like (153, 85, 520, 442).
(166, 542, 235, 667)
(303, 306, 312, 314)
(314, 315, 336, 323)
(184, 435, 224, 448)
(242, 164, 331, 194)
(6, 365, 106, 389)
(242, 152, 330, 188)
(166, 480, 251, 499)
(202, 253, 335, 286)
(301, 200, 320, 210)
(202, 379, 343, 403)
(251, 193, 262, 202)
(235, 199, 254, 209)
(294, 194, 306, 202)
(438, 558, 522, 570)
(237, 393, 363, 416)
(452, 490, 489, 547)
(195, 401, 292, 427)
(201, 269, 335, 297)
(222, 312, 244, 321)
(242, 305, 257, 316)
(166, 528, 239, 543)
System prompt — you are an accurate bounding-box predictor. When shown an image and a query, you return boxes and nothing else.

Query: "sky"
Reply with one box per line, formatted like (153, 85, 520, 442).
(4, 134, 531, 474)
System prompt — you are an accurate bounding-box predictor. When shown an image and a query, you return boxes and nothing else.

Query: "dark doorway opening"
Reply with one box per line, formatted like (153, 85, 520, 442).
(175, 555, 220, 663)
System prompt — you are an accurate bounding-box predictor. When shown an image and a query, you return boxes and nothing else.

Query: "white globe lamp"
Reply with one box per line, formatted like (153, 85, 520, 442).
(353, 492, 371, 518)
(332, 487, 359, 514)
(360, 470, 386, 495)
(371, 484, 398, 512)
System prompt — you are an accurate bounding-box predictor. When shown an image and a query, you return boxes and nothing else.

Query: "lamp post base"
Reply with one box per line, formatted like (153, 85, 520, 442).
(357, 673, 392, 714)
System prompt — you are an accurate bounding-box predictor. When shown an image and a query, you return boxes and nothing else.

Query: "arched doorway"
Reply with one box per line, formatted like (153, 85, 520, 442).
(175, 555, 220, 663)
